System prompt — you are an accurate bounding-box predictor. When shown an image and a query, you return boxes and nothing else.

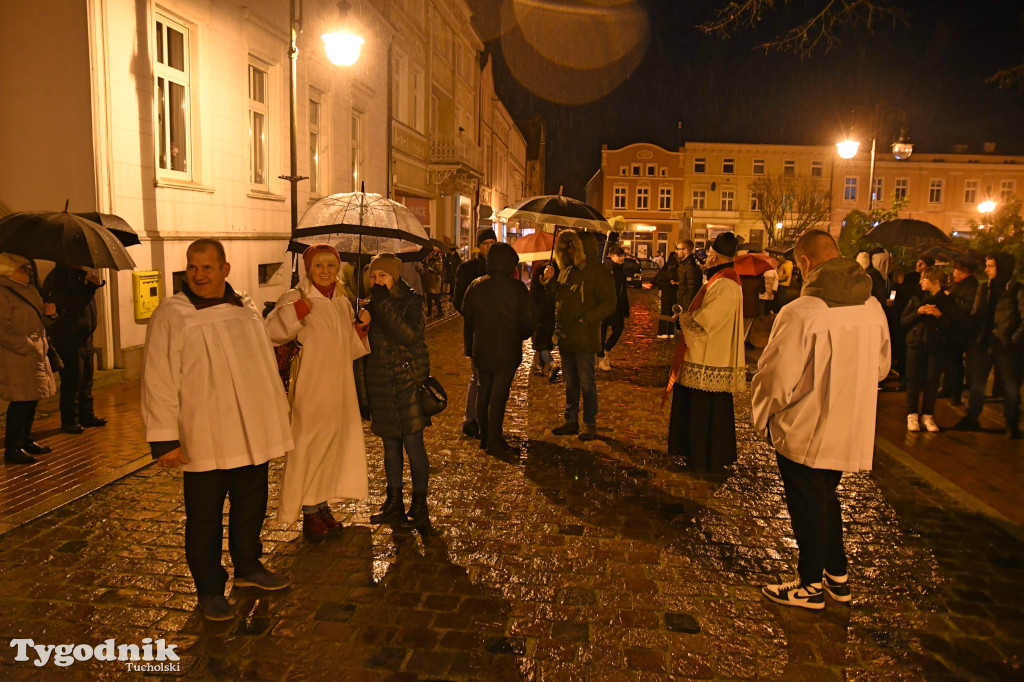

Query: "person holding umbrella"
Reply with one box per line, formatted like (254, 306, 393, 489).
(265, 244, 371, 540)
(0, 253, 57, 464)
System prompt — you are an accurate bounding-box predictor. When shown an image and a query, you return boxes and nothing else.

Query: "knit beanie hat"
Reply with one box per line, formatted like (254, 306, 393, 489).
(0, 252, 29, 277)
(710, 232, 738, 258)
(368, 252, 402, 281)
(302, 243, 340, 273)
(476, 227, 498, 245)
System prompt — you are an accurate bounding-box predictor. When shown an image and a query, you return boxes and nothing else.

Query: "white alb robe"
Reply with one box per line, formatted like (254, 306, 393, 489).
(266, 281, 370, 521)
(140, 292, 294, 472)
(677, 276, 746, 393)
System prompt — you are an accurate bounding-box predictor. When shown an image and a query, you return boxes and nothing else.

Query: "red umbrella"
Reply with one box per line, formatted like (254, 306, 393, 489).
(511, 231, 556, 262)
(733, 253, 778, 276)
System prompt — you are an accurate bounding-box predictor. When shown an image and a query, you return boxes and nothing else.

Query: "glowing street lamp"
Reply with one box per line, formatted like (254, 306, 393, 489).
(978, 199, 997, 214)
(322, 3, 364, 66)
(836, 108, 914, 210)
(836, 139, 859, 160)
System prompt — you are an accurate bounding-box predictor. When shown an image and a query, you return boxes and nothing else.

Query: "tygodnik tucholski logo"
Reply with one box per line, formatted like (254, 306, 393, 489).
(11, 638, 181, 671)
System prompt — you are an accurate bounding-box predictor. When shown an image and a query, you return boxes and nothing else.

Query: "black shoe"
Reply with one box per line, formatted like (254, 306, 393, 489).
(403, 492, 434, 533)
(952, 416, 981, 431)
(1008, 425, 1022, 439)
(197, 595, 234, 621)
(548, 364, 561, 383)
(551, 421, 579, 436)
(80, 416, 107, 428)
(486, 439, 519, 458)
(370, 486, 406, 524)
(578, 423, 597, 441)
(23, 441, 52, 455)
(61, 423, 85, 434)
(4, 449, 37, 465)
(461, 421, 480, 438)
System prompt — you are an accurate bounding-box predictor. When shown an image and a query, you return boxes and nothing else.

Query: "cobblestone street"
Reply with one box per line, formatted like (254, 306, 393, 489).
(1, 289, 1022, 680)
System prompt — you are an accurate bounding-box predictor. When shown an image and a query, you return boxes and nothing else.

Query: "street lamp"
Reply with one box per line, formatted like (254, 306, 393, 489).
(836, 108, 913, 211)
(283, 0, 362, 284)
(978, 199, 997, 214)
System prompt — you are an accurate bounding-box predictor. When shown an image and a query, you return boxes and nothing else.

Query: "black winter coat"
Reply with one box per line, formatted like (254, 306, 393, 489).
(529, 264, 557, 352)
(900, 290, 959, 352)
(675, 255, 703, 310)
(607, 261, 629, 318)
(41, 266, 102, 346)
(359, 279, 431, 438)
(970, 273, 1024, 350)
(462, 243, 534, 373)
(948, 275, 979, 350)
(453, 254, 487, 313)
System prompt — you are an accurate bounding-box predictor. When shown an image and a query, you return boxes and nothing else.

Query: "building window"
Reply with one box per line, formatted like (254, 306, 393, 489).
(631, 164, 641, 176)
(1001, 180, 1016, 202)
(308, 93, 322, 195)
(749, 195, 759, 211)
(636, 187, 649, 210)
(619, 166, 627, 176)
(722, 158, 735, 174)
(693, 157, 706, 173)
(248, 62, 269, 190)
(351, 110, 364, 190)
(692, 190, 706, 210)
(613, 185, 627, 210)
(872, 177, 883, 202)
(660, 167, 667, 177)
(646, 164, 656, 176)
(811, 161, 824, 177)
(894, 177, 909, 200)
(783, 160, 796, 176)
(258, 262, 283, 285)
(721, 189, 734, 211)
(659, 186, 672, 210)
(429, 95, 439, 135)
(753, 159, 765, 175)
(928, 179, 944, 205)
(964, 179, 979, 205)
(844, 177, 858, 201)
(155, 14, 192, 177)
(412, 67, 426, 132)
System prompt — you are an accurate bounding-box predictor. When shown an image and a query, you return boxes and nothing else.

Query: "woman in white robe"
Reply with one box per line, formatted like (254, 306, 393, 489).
(266, 244, 370, 539)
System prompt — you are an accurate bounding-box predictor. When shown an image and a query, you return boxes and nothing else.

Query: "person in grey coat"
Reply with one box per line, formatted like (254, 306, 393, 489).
(0, 253, 57, 464)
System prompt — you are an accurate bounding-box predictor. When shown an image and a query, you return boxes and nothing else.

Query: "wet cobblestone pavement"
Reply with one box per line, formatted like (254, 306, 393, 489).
(1, 290, 1023, 680)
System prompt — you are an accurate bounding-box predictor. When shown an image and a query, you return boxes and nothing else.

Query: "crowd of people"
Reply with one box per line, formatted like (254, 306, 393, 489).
(3, 222, 1021, 621)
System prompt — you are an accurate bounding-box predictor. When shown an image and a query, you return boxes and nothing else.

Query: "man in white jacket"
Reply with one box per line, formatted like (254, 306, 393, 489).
(751, 230, 890, 610)
(141, 239, 295, 621)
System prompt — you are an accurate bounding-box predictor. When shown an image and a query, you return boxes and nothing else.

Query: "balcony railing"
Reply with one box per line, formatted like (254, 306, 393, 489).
(429, 134, 483, 174)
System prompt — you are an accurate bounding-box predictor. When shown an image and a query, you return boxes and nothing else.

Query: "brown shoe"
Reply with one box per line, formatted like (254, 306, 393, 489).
(317, 506, 342, 532)
(302, 512, 330, 541)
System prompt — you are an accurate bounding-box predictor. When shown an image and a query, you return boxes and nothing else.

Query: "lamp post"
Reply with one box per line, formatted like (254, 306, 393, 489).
(282, 0, 363, 284)
(836, 107, 913, 212)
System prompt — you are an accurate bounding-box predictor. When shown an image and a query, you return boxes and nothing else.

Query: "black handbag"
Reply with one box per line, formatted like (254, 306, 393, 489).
(403, 364, 447, 417)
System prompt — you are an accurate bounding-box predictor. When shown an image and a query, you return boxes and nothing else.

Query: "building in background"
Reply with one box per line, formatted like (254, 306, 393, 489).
(0, 0, 527, 374)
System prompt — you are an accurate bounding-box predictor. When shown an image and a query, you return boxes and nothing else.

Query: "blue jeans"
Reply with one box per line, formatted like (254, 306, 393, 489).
(560, 348, 597, 425)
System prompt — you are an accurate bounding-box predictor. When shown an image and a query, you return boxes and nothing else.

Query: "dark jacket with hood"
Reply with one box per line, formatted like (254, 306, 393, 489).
(41, 266, 103, 347)
(607, 259, 629, 318)
(675, 254, 703, 310)
(462, 243, 534, 373)
(454, 253, 487, 313)
(948, 273, 979, 350)
(358, 278, 431, 438)
(529, 262, 558, 352)
(970, 252, 1024, 349)
(900, 289, 959, 352)
(545, 231, 617, 353)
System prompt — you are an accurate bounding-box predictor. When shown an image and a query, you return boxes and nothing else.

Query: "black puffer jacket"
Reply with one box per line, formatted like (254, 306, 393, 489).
(41, 265, 102, 346)
(454, 254, 487, 313)
(675, 254, 703, 310)
(971, 252, 1024, 349)
(900, 290, 959, 352)
(462, 243, 533, 373)
(359, 279, 431, 438)
(529, 263, 557, 352)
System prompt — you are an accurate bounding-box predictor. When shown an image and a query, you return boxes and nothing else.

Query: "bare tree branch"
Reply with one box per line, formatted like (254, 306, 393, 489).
(750, 176, 831, 245)
(987, 63, 1024, 94)
(699, 0, 908, 57)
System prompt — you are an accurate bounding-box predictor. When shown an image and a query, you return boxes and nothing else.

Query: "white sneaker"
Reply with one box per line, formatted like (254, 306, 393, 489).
(907, 413, 920, 432)
(597, 354, 611, 371)
(921, 415, 940, 432)
(762, 578, 825, 610)
(656, 334, 669, 339)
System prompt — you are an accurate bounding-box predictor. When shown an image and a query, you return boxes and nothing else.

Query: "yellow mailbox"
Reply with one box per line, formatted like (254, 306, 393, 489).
(132, 271, 163, 320)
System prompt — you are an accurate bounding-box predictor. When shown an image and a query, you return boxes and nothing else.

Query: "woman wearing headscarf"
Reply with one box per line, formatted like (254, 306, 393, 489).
(0, 253, 56, 464)
(356, 253, 435, 530)
(266, 244, 371, 540)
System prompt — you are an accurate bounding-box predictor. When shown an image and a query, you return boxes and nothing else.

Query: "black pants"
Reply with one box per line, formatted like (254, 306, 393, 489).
(968, 345, 1022, 425)
(56, 341, 96, 426)
(905, 347, 947, 415)
(382, 430, 430, 493)
(658, 290, 676, 336)
(183, 462, 269, 596)
(776, 453, 847, 586)
(944, 349, 968, 400)
(598, 312, 624, 357)
(477, 369, 516, 446)
(4, 400, 38, 453)
(425, 293, 444, 317)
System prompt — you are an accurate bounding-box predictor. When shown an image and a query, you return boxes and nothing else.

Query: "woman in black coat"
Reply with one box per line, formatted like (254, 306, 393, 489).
(900, 265, 960, 432)
(529, 260, 558, 377)
(359, 253, 434, 529)
(653, 252, 680, 338)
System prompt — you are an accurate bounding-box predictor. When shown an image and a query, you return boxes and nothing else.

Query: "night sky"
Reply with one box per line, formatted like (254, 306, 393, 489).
(471, 0, 1024, 198)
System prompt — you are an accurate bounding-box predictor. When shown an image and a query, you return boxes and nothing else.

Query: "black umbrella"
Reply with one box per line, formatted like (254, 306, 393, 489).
(496, 194, 610, 231)
(0, 211, 135, 270)
(73, 212, 141, 247)
(918, 241, 982, 265)
(429, 238, 452, 254)
(864, 219, 950, 247)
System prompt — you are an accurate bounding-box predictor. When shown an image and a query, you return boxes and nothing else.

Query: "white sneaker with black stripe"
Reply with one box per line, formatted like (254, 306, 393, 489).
(822, 570, 852, 602)
(761, 578, 825, 610)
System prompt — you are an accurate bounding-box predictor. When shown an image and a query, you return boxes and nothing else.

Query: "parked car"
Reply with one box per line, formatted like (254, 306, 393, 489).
(619, 256, 661, 288)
